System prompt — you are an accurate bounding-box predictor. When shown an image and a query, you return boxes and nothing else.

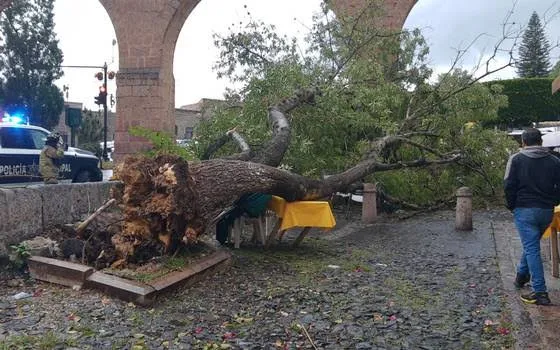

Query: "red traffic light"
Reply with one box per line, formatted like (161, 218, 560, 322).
(94, 84, 108, 106)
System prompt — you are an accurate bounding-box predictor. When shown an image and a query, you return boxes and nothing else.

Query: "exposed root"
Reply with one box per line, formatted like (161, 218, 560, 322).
(111, 155, 204, 264)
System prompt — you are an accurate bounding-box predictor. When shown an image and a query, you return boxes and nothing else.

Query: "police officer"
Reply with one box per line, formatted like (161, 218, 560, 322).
(39, 132, 64, 184)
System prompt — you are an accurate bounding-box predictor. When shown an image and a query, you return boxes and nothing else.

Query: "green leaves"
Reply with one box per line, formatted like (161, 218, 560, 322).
(486, 78, 560, 128)
(9, 242, 30, 270)
(129, 127, 198, 161)
(198, 3, 516, 203)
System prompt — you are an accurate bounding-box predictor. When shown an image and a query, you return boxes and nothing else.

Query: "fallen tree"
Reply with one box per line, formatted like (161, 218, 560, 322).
(107, 2, 530, 264)
(110, 89, 461, 264)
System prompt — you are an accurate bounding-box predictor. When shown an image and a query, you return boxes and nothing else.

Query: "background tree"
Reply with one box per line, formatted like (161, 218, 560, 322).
(195, 2, 515, 205)
(516, 11, 551, 78)
(0, 0, 64, 129)
(77, 109, 103, 156)
(485, 78, 560, 128)
(549, 60, 560, 78)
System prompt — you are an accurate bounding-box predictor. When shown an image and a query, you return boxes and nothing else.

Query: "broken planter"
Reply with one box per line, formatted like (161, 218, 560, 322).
(28, 249, 231, 306)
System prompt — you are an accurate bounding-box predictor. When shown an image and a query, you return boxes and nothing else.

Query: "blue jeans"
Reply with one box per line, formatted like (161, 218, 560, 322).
(514, 207, 554, 293)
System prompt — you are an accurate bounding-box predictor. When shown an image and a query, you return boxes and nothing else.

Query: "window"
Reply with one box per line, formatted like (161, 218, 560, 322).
(0, 127, 35, 149)
(29, 129, 48, 149)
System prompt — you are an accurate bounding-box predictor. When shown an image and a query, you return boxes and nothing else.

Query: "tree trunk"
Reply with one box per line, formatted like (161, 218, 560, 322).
(110, 152, 459, 263)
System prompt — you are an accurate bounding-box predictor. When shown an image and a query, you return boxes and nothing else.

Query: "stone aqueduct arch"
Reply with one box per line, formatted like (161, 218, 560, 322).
(0, 0, 417, 158)
(98, 0, 202, 157)
(331, 0, 418, 31)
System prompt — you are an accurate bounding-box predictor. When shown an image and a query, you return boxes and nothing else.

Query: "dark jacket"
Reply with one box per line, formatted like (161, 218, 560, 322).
(504, 146, 560, 210)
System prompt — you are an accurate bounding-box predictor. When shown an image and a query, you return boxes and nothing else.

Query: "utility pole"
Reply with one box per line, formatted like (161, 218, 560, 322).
(61, 62, 114, 162)
(102, 62, 108, 161)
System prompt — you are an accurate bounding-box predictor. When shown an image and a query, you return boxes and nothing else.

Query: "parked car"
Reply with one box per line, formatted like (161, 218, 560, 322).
(0, 119, 102, 184)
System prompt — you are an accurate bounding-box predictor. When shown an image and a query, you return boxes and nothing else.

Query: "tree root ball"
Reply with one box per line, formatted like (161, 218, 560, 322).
(111, 155, 203, 263)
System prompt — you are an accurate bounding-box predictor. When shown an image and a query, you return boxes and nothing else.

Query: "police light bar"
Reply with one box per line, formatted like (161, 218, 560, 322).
(1, 112, 27, 124)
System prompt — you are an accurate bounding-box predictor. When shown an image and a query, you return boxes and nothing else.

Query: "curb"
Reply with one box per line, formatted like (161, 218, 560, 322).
(491, 217, 560, 350)
(492, 220, 543, 349)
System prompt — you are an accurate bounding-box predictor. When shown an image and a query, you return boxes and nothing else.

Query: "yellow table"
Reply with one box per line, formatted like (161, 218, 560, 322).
(543, 206, 560, 277)
(265, 196, 336, 247)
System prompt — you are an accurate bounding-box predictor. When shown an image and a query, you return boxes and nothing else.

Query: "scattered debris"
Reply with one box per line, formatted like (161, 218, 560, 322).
(11, 292, 32, 300)
(76, 199, 116, 237)
(298, 322, 318, 350)
(16, 236, 59, 258)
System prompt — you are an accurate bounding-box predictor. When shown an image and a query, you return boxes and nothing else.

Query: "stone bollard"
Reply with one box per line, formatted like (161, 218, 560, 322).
(362, 183, 377, 223)
(455, 187, 473, 231)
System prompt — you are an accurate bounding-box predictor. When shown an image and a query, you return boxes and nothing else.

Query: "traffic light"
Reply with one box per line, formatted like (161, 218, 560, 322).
(94, 85, 107, 106)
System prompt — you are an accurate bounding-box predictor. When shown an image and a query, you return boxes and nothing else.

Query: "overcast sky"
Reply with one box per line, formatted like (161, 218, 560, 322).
(52, 0, 560, 111)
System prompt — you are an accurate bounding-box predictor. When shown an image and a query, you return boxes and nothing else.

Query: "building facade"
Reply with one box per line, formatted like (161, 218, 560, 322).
(79, 98, 225, 144)
(54, 101, 83, 145)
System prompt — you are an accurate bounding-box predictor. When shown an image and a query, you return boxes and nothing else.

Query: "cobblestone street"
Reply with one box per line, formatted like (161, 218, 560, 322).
(3, 209, 556, 349)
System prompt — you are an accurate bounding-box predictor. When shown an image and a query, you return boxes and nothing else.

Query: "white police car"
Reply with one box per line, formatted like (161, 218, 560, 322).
(0, 117, 102, 184)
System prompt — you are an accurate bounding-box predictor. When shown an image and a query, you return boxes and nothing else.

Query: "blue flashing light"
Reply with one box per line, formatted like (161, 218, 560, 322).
(7, 116, 23, 124)
(2, 112, 26, 124)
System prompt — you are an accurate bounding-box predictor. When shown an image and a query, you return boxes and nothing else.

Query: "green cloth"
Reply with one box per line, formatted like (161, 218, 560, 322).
(237, 193, 272, 217)
(215, 193, 272, 245)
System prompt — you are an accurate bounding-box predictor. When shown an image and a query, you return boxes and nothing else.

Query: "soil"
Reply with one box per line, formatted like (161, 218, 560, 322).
(40, 210, 216, 282)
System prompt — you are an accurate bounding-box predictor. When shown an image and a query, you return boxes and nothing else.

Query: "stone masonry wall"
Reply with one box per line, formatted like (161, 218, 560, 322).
(0, 182, 117, 259)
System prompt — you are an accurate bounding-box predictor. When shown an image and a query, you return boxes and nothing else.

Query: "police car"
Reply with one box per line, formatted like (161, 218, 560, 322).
(0, 116, 102, 184)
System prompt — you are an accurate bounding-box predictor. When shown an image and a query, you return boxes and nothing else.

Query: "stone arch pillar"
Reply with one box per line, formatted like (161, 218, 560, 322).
(331, 0, 418, 31)
(0, 0, 418, 158)
(99, 0, 201, 159)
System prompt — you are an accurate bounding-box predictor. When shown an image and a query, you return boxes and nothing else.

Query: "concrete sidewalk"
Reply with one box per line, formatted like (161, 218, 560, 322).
(493, 211, 560, 349)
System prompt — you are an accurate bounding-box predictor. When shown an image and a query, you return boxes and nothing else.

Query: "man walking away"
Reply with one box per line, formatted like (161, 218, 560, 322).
(504, 128, 560, 305)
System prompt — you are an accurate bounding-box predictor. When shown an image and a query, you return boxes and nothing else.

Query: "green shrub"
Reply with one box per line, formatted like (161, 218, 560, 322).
(9, 243, 30, 270)
(486, 78, 560, 128)
(128, 127, 198, 161)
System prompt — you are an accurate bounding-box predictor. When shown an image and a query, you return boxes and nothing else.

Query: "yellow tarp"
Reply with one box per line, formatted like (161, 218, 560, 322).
(543, 206, 560, 239)
(267, 195, 336, 231)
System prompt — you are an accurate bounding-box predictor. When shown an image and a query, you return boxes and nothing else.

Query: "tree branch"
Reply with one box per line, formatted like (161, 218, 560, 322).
(227, 128, 250, 150)
(403, 2, 531, 122)
(379, 187, 455, 212)
(222, 127, 253, 161)
(250, 87, 319, 166)
(201, 134, 228, 160)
